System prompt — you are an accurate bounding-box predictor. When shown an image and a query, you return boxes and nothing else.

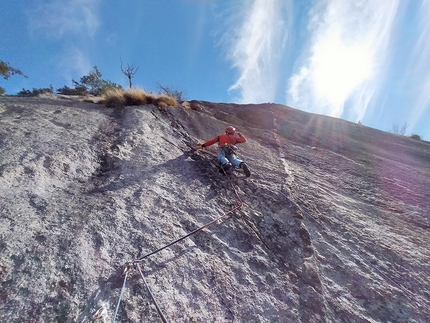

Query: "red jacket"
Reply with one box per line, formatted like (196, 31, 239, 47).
(202, 133, 246, 148)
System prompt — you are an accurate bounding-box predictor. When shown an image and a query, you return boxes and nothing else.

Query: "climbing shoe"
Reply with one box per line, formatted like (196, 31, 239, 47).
(222, 162, 233, 174)
(240, 162, 251, 177)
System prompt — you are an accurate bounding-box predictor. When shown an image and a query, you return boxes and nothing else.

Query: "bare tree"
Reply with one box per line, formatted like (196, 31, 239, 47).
(120, 58, 139, 88)
(400, 122, 409, 136)
(391, 122, 409, 136)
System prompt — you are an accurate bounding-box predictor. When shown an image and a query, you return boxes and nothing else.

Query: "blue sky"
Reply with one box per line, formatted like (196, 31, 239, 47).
(1, 0, 429, 140)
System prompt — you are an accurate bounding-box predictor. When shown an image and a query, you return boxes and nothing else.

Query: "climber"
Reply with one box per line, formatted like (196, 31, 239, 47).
(194, 126, 251, 177)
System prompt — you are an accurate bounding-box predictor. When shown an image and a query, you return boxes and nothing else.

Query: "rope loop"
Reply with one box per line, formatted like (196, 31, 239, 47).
(109, 153, 244, 323)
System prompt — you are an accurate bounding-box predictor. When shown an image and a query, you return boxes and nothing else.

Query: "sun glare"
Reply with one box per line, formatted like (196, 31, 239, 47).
(312, 34, 373, 112)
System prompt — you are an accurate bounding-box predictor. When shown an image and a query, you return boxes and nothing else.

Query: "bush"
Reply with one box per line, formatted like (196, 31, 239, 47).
(17, 86, 54, 97)
(102, 88, 177, 109)
(157, 83, 186, 102)
(409, 134, 421, 140)
(57, 85, 87, 95)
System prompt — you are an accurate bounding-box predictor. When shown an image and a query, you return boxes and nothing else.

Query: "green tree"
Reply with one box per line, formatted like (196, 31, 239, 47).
(99, 80, 123, 94)
(0, 60, 27, 80)
(74, 66, 103, 94)
(1, 60, 28, 94)
(58, 66, 122, 96)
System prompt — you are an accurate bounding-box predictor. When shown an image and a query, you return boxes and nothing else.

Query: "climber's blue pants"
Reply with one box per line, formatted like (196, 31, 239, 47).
(217, 151, 242, 167)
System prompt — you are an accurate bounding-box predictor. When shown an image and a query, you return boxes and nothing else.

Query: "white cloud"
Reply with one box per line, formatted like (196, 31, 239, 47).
(28, 0, 100, 39)
(27, 0, 100, 85)
(287, 0, 399, 121)
(58, 46, 92, 83)
(223, 0, 292, 103)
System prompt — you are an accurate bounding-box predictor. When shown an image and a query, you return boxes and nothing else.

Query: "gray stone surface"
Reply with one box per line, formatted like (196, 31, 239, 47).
(0, 95, 429, 322)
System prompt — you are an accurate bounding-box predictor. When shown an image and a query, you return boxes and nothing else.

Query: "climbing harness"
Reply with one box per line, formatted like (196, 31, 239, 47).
(220, 143, 238, 155)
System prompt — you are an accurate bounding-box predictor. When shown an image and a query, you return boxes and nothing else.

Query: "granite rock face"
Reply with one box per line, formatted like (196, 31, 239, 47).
(0, 95, 429, 322)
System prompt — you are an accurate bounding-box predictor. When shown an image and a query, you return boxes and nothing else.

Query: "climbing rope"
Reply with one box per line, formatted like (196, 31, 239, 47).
(105, 152, 244, 323)
(133, 192, 242, 263)
(136, 263, 170, 323)
(112, 264, 131, 323)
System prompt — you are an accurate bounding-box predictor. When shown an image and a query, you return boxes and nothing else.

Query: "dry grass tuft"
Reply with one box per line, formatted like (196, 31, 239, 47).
(82, 98, 96, 103)
(103, 88, 126, 108)
(123, 88, 147, 106)
(145, 93, 158, 105)
(82, 95, 105, 104)
(102, 88, 177, 108)
(156, 95, 178, 107)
